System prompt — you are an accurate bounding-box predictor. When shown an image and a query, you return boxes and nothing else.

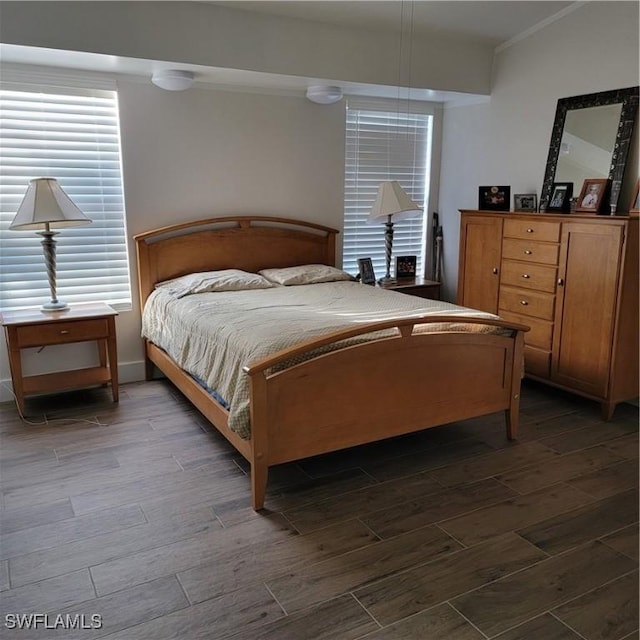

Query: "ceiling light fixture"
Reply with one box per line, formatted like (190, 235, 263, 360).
(151, 69, 195, 91)
(305, 85, 343, 105)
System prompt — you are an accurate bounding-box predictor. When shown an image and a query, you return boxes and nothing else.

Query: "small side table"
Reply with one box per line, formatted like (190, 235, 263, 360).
(1, 302, 118, 414)
(378, 277, 441, 300)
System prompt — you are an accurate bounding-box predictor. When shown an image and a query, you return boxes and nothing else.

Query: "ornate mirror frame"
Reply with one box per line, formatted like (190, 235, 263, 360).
(541, 86, 639, 213)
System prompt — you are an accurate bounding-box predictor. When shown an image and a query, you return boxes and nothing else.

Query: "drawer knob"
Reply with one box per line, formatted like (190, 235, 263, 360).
(524, 250, 532, 255)
(492, 267, 498, 275)
(526, 228, 534, 233)
(522, 274, 530, 279)
(557, 278, 564, 286)
(60, 330, 70, 335)
(520, 300, 529, 306)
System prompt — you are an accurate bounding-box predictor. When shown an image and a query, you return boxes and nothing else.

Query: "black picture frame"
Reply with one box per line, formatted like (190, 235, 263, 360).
(547, 182, 573, 212)
(395, 255, 417, 278)
(357, 257, 376, 285)
(514, 193, 538, 212)
(479, 186, 511, 211)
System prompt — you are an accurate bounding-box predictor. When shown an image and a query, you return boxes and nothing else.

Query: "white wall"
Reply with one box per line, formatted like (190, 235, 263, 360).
(438, 1, 639, 301)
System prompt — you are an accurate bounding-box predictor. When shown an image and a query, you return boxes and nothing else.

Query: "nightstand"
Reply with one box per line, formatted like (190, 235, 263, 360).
(378, 277, 441, 300)
(1, 302, 118, 414)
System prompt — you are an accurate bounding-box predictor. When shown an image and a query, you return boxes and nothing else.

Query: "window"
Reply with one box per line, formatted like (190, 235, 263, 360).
(0, 82, 131, 310)
(343, 98, 434, 279)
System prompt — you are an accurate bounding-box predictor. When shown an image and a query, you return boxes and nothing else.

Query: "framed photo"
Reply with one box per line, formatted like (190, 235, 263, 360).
(514, 193, 538, 212)
(479, 185, 510, 211)
(576, 178, 609, 213)
(395, 255, 417, 278)
(631, 178, 640, 215)
(357, 257, 376, 285)
(547, 182, 573, 212)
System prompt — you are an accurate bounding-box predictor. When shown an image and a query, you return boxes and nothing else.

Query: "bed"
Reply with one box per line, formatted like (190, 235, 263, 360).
(134, 216, 527, 510)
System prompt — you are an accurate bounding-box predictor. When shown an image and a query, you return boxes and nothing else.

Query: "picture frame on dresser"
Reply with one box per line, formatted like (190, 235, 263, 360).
(576, 178, 609, 213)
(514, 193, 538, 212)
(479, 185, 510, 211)
(547, 182, 573, 212)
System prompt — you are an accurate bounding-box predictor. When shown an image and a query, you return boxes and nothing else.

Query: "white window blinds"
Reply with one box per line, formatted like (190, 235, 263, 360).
(0, 84, 131, 310)
(343, 100, 432, 279)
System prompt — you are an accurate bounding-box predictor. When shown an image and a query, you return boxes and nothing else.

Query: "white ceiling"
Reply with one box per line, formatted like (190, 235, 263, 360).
(1, 1, 581, 104)
(209, 1, 577, 46)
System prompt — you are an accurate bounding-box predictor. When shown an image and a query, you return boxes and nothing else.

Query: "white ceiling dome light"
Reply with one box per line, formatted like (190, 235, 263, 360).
(305, 85, 343, 105)
(151, 69, 195, 91)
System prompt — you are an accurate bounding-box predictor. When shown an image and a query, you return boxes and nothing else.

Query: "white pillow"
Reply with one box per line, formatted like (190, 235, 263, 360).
(259, 264, 354, 286)
(156, 269, 276, 298)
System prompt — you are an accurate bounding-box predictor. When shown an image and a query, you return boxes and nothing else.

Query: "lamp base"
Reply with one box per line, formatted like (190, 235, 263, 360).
(42, 300, 69, 312)
(378, 276, 397, 286)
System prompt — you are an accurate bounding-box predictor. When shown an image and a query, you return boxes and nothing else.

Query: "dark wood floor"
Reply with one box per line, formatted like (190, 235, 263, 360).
(0, 379, 638, 639)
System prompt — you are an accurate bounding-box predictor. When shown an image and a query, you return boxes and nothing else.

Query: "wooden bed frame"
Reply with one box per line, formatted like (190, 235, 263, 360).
(134, 216, 527, 510)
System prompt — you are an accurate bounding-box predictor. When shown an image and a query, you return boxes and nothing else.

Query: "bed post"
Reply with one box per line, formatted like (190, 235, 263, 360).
(249, 371, 270, 510)
(505, 329, 525, 440)
(143, 340, 154, 381)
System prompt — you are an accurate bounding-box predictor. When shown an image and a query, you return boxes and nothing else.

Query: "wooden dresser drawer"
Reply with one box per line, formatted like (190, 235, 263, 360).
(16, 318, 110, 348)
(504, 219, 561, 242)
(500, 260, 557, 293)
(524, 345, 551, 378)
(502, 238, 559, 266)
(499, 286, 555, 320)
(500, 310, 553, 350)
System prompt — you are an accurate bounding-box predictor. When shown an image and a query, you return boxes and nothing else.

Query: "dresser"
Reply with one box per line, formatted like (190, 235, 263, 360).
(458, 210, 638, 419)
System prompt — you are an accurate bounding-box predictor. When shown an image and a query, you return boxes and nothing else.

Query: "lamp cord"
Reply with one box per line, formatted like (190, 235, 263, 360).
(0, 381, 108, 427)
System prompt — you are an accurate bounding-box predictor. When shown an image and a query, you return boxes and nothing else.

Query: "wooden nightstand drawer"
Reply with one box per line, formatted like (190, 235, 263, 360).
(378, 278, 440, 300)
(502, 238, 559, 265)
(499, 286, 555, 320)
(16, 318, 110, 348)
(504, 219, 560, 242)
(501, 260, 557, 293)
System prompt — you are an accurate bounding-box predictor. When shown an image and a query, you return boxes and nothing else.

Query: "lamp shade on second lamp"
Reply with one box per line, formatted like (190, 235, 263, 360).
(368, 180, 423, 224)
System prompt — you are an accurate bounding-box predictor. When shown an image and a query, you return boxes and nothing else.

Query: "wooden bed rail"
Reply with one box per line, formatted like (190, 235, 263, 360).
(243, 315, 529, 376)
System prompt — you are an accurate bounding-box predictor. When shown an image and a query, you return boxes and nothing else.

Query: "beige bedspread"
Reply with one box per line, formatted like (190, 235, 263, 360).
(141, 281, 498, 439)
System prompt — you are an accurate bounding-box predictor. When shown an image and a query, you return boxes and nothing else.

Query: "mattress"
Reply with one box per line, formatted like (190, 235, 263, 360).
(141, 281, 499, 439)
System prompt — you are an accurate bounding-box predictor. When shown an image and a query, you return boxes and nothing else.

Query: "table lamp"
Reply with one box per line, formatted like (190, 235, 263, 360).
(368, 180, 423, 283)
(10, 178, 92, 311)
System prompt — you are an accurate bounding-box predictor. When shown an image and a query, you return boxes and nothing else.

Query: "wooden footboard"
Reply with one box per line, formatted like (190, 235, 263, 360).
(244, 316, 527, 509)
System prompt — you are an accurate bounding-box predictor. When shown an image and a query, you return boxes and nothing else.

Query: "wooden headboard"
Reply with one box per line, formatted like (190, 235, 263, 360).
(133, 216, 339, 309)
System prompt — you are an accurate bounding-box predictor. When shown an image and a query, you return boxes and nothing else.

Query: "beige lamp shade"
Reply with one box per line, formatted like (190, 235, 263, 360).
(10, 178, 91, 230)
(367, 180, 423, 223)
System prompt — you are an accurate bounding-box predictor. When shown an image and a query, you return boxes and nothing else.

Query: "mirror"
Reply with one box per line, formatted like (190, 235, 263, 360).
(541, 87, 639, 213)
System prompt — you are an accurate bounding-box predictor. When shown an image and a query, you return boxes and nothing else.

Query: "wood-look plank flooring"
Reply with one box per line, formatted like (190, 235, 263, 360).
(0, 379, 638, 639)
